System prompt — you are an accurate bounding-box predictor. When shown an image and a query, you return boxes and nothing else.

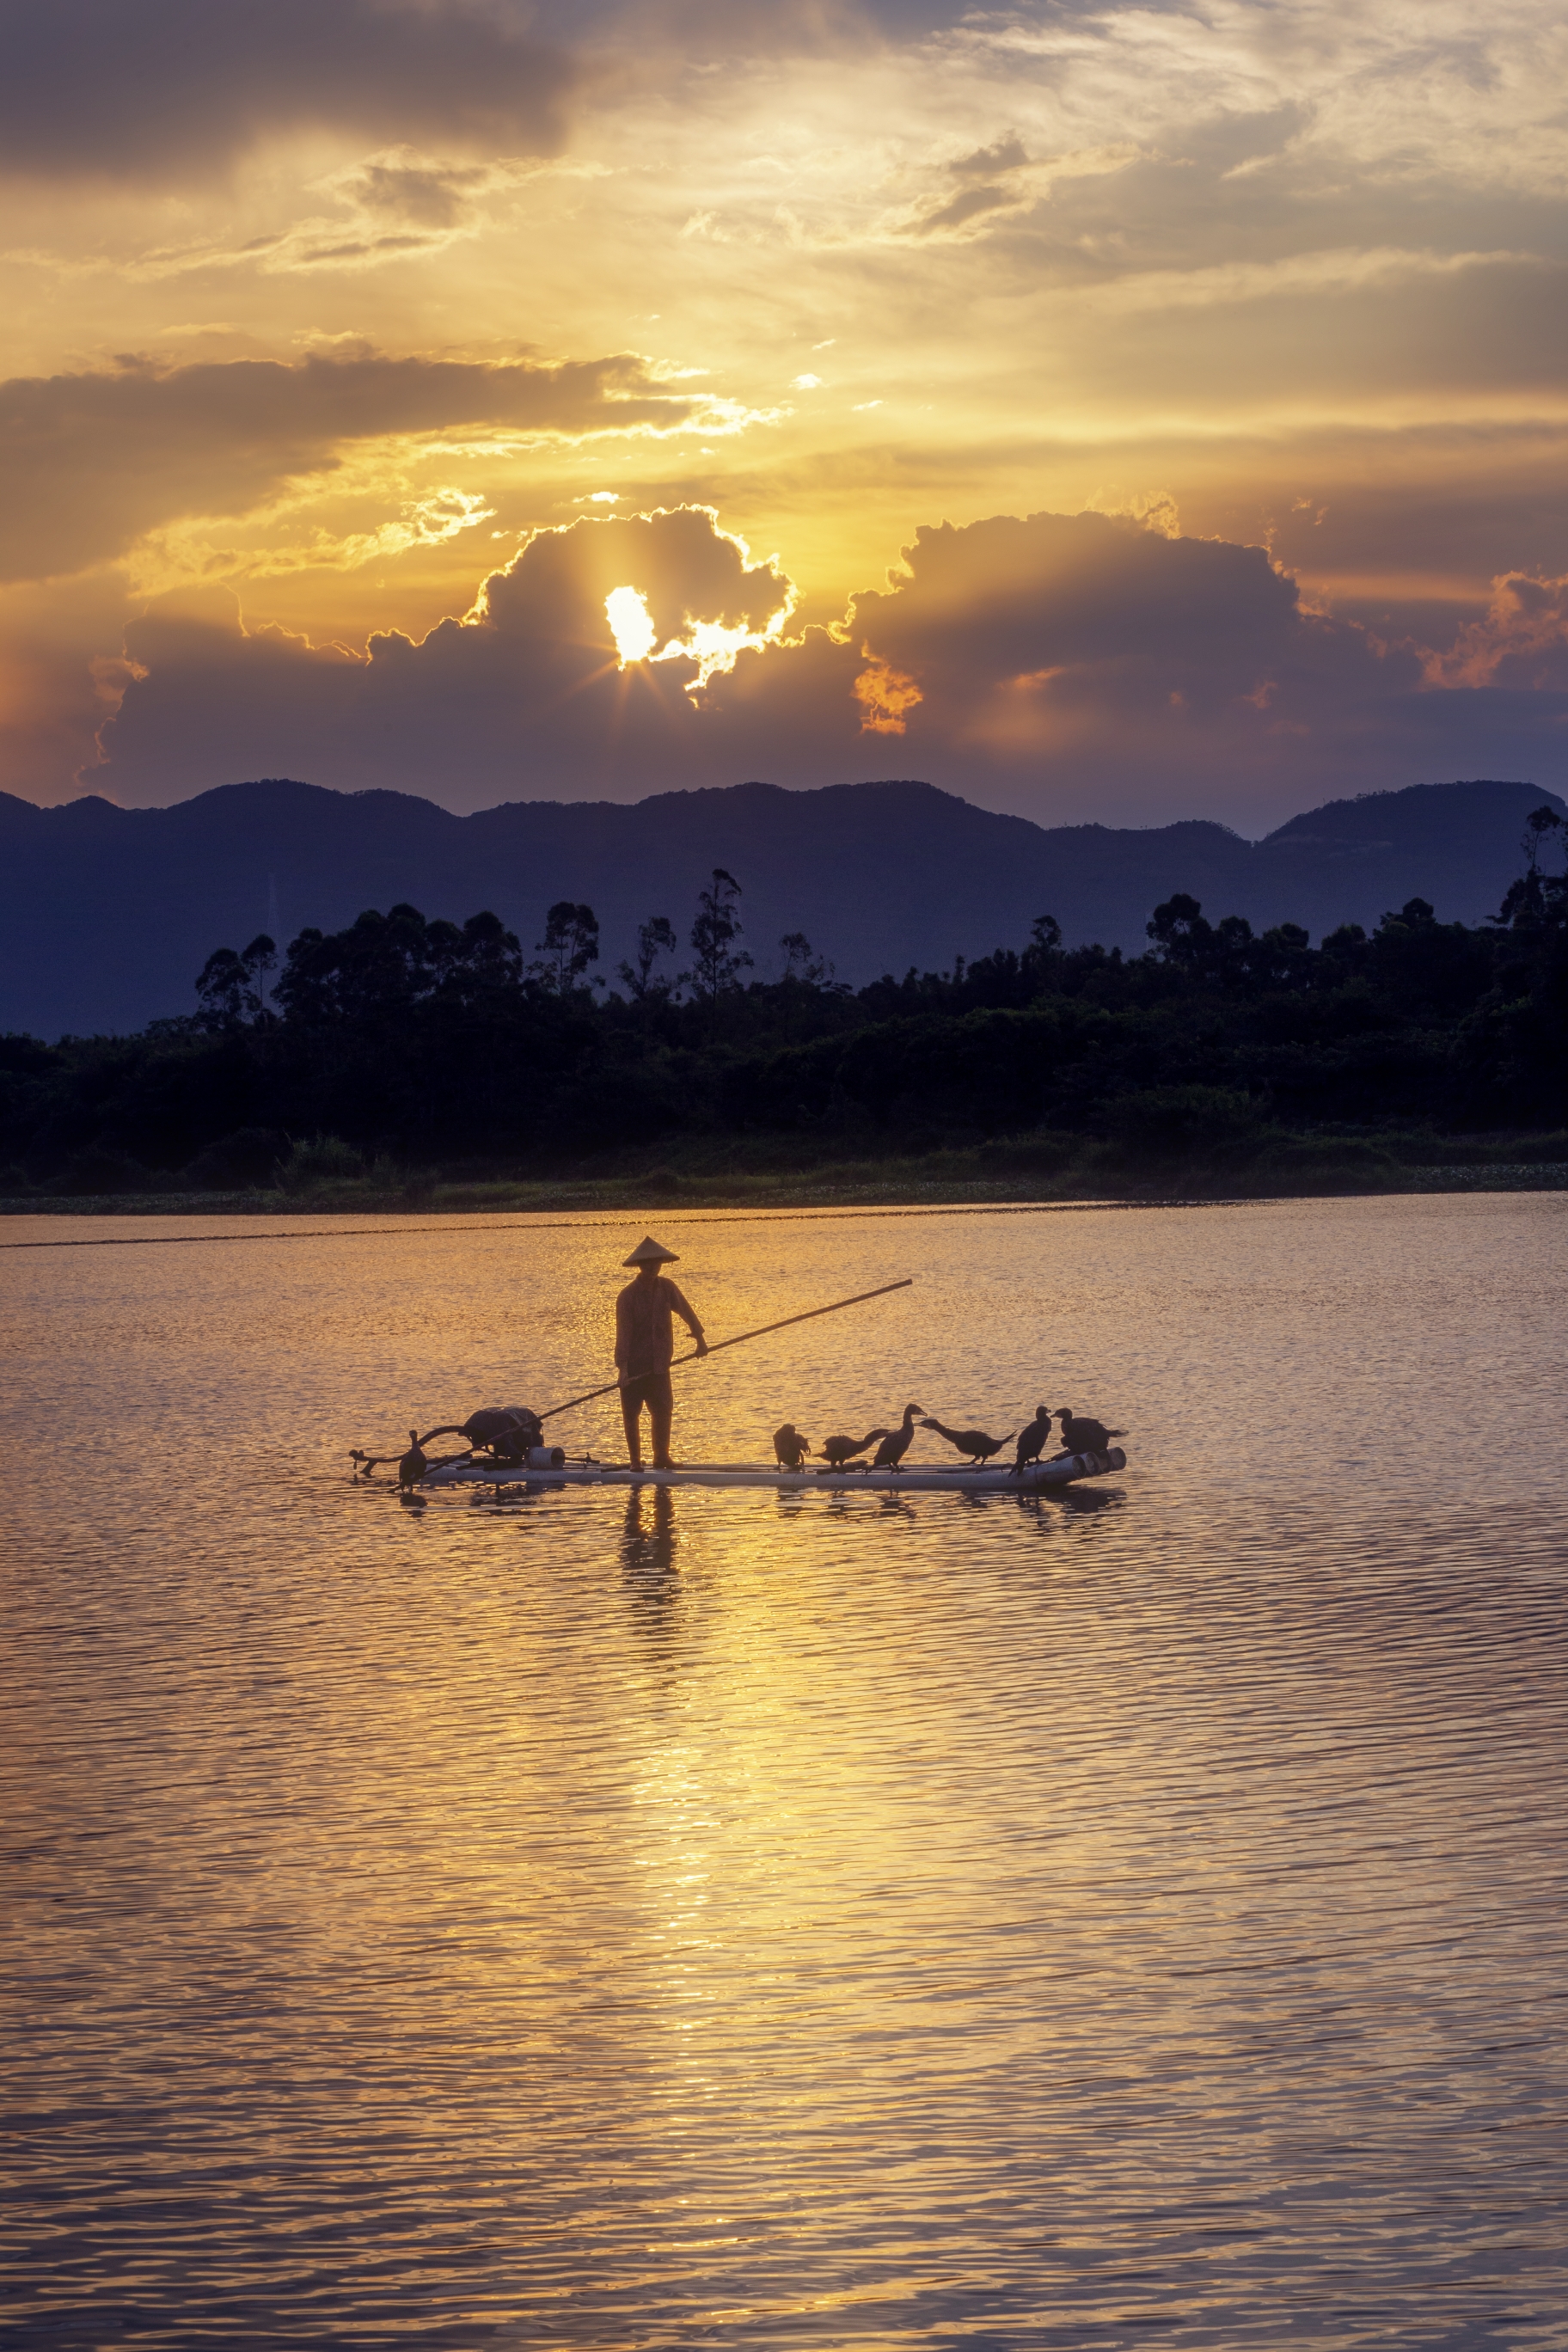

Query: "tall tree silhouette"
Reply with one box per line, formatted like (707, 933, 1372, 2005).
(194, 947, 249, 1027)
(194, 934, 275, 1026)
(619, 914, 678, 1001)
(780, 930, 833, 986)
(533, 902, 601, 994)
(688, 869, 752, 1001)
(241, 934, 277, 1021)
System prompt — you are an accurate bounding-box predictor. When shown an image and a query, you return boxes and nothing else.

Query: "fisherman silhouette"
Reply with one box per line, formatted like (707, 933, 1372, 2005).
(615, 1236, 707, 1470)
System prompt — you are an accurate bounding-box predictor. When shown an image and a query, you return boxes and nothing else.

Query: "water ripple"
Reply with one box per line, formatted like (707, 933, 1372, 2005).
(3, 1196, 1565, 2349)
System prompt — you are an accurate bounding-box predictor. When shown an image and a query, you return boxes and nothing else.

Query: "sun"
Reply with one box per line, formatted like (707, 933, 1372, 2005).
(605, 585, 658, 665)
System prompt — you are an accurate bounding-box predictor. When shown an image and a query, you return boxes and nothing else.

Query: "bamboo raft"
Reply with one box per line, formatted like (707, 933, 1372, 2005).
(422, 1449, 1126, 1492)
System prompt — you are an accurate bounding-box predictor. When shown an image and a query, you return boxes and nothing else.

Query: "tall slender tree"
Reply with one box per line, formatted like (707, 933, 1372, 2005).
(240, 934, 277, 1022)
(687, 869, 752, 1000)
(780, 931, 833, 986)
(533, 902, 602, 994)
(194, 947, 251, 1027)
(619, 914, 678, 1001)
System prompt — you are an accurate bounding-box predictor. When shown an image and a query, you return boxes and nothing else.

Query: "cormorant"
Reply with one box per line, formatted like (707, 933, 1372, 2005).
(818, 1429, 888, 1469)
(397, 1429, 428, 1489)
(921, 1418, 1014, 1467)
(774, 1422, 812, 1469)
(1053, 1409, 1124, 1456)
(1010, 1406, 1053, 1474)
(871, 1404, 925, 1471)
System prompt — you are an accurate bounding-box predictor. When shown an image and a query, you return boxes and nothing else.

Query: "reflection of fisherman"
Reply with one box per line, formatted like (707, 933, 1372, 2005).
(615, 1236, 707, 1469)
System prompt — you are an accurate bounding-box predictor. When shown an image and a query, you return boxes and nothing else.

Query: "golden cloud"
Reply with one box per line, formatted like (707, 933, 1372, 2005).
(0, 349, 739, 584)
(854, 656, 923, 733)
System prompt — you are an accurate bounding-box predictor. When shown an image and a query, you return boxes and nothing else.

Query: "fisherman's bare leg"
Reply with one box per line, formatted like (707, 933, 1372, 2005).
(621, 1381, 645, 1468)
(648, 1372, 675, 1468)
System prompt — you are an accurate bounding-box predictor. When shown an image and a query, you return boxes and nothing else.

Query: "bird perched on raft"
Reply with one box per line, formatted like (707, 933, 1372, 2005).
(1010, 1406, 1053, 1475)
(773, 1423, 812, 1469)
(397, 1430, 427, 1490)
(871, 1404, 925, 1472)
(817, 1428, 888, 1470)
(1053, 1408, 1126, 1455)
(921, 1418, 1014, 1467)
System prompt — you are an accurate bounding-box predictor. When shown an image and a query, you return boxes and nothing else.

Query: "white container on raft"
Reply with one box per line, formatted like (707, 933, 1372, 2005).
(421, 1448, 1126, 1492)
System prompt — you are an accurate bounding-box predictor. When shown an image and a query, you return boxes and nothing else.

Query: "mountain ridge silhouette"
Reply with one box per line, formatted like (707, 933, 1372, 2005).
(1, 774, 1560, 1038)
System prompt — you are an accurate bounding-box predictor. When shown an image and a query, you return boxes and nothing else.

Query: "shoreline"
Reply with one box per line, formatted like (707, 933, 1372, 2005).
(4, 1161, 1565, 1221)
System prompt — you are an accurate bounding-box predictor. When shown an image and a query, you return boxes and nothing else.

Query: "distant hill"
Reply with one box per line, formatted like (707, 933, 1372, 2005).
(0, 775, 1560, 1038)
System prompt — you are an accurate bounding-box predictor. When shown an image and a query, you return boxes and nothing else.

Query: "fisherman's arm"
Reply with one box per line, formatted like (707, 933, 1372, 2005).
(668, 1282, 708, 1356)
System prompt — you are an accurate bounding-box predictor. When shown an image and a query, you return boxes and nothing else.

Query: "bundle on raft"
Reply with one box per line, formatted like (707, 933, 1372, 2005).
(416, 1449, 1127, 1492)
(352, 1406, 564, 1478)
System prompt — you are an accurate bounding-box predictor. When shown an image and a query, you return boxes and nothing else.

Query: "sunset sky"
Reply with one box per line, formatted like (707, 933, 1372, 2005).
(7, 0, 1568, 830)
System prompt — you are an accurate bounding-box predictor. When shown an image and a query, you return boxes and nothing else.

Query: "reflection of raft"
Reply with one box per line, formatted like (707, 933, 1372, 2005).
(423, 1449, 1127, 1492)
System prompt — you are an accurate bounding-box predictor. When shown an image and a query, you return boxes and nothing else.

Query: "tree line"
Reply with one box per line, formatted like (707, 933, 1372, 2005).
(2, 812, 1565, 1196)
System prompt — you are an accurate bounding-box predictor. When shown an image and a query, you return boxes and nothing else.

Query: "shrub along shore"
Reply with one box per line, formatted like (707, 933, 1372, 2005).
(3, 828, 1565, 1213)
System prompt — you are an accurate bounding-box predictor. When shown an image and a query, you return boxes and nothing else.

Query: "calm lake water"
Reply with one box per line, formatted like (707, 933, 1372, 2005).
(3, 1195, 1567, 2351)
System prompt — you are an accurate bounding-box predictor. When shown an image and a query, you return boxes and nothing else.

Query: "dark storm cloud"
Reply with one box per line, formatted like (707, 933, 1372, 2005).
(0, 351, 706, 582)
(91, 502, 1563, 830)
(850, 511, 1332, 714)
(0, 0, 572, 181)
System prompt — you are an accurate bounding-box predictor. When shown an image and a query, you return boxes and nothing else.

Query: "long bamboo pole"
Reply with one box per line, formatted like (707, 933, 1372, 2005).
(537, 1277, 913, 1423)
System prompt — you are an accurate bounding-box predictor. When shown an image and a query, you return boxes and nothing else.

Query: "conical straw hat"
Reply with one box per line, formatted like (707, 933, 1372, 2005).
(623, 1234, 680, 1266)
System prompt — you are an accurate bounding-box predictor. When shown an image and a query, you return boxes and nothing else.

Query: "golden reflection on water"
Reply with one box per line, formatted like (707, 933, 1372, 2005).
(3, 1196, 1568, 2349)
